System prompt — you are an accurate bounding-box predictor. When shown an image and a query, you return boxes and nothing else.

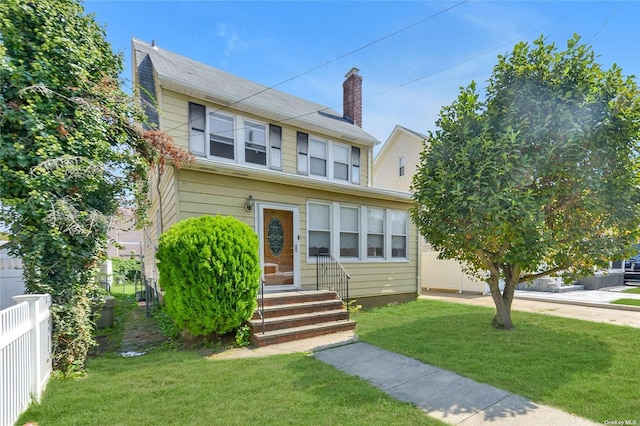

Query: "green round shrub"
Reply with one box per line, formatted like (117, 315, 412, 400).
(156, 215, 260, 337)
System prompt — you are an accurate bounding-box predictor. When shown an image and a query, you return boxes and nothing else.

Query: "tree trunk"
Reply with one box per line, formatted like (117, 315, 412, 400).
(487, 265, 518, 330)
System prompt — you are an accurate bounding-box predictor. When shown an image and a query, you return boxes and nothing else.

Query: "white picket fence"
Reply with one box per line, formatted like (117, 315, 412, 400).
(0, 294, 52, 426)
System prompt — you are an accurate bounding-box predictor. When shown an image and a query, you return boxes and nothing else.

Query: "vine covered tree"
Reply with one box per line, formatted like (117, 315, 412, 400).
(412, 35, 640, 329)
(0, 0, 189, 373)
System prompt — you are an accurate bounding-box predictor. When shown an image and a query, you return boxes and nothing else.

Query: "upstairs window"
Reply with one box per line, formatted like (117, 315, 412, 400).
(351, 147, 361, 184)
(188, 102, 281, 168)
(209, 112, 235, 160)
(297, 132, 309, 174)
(189, 103, 206, 156)
(309, 137, 327, 177)
(333, 144, 350, 181)
(269, 125, 282, 170)
(399, 156, 405, 177)
(243, 120, 266, 166)
(297, 132, 361, 184)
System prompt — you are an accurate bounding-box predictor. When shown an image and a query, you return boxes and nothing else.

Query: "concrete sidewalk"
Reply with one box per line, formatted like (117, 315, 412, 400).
(313, 341, 598, 425)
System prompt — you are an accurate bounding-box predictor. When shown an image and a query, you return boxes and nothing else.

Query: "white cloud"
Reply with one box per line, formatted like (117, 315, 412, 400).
(217, 23, 249, 57)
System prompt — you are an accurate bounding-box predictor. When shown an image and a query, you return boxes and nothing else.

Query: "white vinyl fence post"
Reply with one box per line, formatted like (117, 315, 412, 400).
(12, 294, 51, 403)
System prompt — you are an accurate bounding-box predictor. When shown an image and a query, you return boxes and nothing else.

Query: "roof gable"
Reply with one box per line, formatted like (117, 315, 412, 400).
(132, 38, 379, 146)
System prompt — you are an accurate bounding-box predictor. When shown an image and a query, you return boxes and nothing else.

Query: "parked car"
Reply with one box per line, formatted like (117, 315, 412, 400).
(625, 255, 640, 271)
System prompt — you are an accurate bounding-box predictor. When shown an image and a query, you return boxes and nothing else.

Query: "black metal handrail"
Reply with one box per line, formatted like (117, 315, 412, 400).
(315, 253, 351, 318)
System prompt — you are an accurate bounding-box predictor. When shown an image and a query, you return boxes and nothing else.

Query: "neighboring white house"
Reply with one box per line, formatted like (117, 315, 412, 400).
(373, 125, 486, 294)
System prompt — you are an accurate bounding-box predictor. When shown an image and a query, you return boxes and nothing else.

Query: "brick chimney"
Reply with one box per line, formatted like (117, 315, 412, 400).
(343, 67, 362, 127)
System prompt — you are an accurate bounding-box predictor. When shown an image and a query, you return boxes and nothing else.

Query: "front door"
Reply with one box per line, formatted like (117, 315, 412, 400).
(259, 205, 299, 289)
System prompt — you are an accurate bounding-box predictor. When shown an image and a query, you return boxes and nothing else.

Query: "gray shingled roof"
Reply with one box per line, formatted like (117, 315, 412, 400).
(397, 125, 428, 140)
(132, 38, 379, 146)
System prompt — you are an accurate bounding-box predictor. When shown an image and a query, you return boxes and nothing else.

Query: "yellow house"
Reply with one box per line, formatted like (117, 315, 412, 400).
(132, 39, 419, 307)
(373, 125, 486, 294)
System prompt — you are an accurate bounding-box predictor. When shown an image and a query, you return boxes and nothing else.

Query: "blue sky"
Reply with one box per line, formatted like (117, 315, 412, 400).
(85, 0, 640, 149)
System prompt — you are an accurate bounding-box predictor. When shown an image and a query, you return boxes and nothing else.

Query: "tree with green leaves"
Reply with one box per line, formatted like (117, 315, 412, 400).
(0, 0, 189, 373)
(411, 35, 640, 329)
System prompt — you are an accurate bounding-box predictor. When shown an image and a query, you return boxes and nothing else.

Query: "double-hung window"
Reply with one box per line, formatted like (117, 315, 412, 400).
(308, 203, 331, 256)
(399, 156, 405, 177)
(333, 144, 350, 181)
(339, 206, 359, 257)
(209, 112, 235, 160)
(307, 203, 408, 261)
(297, 132, 309, 174)
(391, 211, 407, 258)
(297, 132, 361, 183)
(351, 147, 361, 184)
(189, 103, 206, 156)
(188, 102, 282, 169)
(309, 137, 327, 177)
(367, 208, 385, 258)
(269, 125, 282, 170)
(243, 120, 266, 166)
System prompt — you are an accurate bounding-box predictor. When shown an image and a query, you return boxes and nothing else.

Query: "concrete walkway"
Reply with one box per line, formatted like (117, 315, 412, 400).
(313, 341, 598, 425)
(209, 287, 640, 424)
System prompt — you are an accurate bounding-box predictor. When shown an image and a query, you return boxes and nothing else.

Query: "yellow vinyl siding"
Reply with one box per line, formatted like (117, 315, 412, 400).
(144, 165, 178, 278)
(159, 88, 370, 187)
(176, 168, 417, 298)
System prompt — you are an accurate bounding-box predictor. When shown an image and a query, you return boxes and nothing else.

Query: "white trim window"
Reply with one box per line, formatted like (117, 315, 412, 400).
(188, 102, 282, 169)
(242, 119, 266, 165)
(399, 156, 405, 177)
(307, 202, 408, 261)
(339, 206, 359, 257)
(188, 103, 206, 156)
(351, 147, 361, 184)
(269, 124, 282, 170)
(297, 132, 361, 184)
(209, 112, 235, 160)
(309, 137, 327, 177)
(391, 210, 408, 258)
(308, 202, 331, 256)
(367, 208, 385, 258)
(333, 144, 350, 181)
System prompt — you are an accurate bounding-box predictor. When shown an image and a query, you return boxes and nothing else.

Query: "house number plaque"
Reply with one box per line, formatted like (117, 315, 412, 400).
(267, 217, 284, 256)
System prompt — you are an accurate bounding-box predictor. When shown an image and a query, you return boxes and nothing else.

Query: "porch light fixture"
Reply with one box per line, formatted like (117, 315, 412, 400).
(244, 195, 254, 212)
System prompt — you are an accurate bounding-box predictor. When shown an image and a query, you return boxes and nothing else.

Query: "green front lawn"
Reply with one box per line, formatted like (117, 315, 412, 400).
(18, 351, 441, 426)
(622, 286, 640, 294)
(354, 299, 640, 423)
(611, 298, 640, 307)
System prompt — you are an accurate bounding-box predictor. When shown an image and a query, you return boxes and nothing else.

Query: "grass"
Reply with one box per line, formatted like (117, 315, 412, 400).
(353, 299, 640, 423)
(611, 298, 640, 307)
(622, 286, 640, 294)
(19, 354, 442, 426)
(18, 294, 443, 426)
(18, 296, 640, 425)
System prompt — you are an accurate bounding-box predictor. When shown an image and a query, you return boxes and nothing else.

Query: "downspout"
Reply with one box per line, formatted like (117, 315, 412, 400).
(416, 227, 422, 296)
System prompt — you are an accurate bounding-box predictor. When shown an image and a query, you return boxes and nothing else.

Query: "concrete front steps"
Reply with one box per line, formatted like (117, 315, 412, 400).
(250, 290, 356, 347)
